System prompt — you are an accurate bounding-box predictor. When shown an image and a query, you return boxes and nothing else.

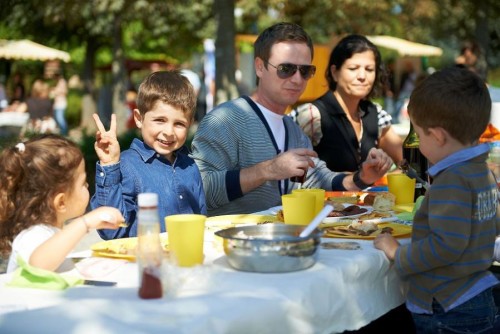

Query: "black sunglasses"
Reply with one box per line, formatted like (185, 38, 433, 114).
(266, 61, 316, 80)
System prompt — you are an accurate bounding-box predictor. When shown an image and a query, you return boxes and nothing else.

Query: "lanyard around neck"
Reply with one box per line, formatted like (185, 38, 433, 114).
(241, 96, 289, 195)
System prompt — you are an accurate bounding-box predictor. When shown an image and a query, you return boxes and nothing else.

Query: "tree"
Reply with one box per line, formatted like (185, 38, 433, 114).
(0, 0, 214, 131)
(213, 0, 239, 105)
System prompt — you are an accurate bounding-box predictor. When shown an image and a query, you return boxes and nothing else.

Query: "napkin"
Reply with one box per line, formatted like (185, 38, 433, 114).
(395, 195, 425, 223)
(7, 256, 83, 290)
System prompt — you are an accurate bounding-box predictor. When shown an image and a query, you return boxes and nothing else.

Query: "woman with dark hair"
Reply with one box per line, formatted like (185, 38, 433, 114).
(294, 34, 402, 173)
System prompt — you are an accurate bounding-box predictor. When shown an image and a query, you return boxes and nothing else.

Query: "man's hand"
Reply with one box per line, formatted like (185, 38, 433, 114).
(239, 148, 317, 194)
(93, 114, 120, 166)
(267, 148, 318, 181)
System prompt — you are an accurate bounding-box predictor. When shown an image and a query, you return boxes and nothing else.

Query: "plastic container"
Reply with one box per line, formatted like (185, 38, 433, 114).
(137, 193, 163, 299)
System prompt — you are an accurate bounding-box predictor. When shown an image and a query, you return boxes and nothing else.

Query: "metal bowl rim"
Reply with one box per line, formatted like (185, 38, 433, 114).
(214, 224, 323, 242)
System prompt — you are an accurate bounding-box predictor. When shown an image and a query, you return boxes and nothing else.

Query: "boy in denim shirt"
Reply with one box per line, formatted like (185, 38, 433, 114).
(91, 71, 206, 239)
(374, 67, 500, 332)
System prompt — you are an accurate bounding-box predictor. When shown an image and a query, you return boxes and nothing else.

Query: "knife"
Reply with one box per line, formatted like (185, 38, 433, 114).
(83, 279, 117, 286)
(337, 216, 399, 225)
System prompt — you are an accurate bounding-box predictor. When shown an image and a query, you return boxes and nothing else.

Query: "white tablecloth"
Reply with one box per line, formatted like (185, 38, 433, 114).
(0, 232, 409, 334)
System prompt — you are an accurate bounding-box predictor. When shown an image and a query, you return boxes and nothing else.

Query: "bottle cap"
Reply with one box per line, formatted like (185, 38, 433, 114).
(138, 193, 158, 207)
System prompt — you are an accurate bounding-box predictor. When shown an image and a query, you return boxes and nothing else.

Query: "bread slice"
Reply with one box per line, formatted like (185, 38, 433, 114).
(372, 192, 396, 212)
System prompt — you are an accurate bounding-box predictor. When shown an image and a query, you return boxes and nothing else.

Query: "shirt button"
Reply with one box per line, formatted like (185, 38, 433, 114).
(100, 172, 104, 177)
(179, 195, 183, 199)
(156, 153, 160, 158)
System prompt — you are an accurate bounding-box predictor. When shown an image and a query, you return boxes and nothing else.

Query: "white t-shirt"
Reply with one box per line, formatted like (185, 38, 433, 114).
(7, 224, 74, 273)
(255, 102, 285, 153)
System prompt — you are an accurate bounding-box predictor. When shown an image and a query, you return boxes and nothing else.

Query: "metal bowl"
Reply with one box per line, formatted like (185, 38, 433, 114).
(214, 224, 323, 273)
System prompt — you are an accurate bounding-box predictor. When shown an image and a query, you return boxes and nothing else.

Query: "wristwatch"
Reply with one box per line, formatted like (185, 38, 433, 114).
(353, 171, 373, 190)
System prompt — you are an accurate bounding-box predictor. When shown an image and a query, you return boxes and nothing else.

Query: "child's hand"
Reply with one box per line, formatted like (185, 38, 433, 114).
(93, 113, 120, 166)
(83, 207, 125, 230)
(373, 233, 399, 261)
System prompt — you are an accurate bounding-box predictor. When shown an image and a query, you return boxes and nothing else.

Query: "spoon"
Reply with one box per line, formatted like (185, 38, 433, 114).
(299, 204, 334, 238)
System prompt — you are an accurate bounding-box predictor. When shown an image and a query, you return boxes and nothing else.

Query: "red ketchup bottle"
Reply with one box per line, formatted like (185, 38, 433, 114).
(137, 193, 163, 299)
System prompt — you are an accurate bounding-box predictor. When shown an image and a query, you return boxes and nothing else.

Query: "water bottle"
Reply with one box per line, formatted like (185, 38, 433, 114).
(137, 193, 163, 299)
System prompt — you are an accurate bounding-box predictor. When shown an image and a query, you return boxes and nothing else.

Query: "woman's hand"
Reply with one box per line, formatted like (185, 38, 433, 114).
(359, 148, 393, 184)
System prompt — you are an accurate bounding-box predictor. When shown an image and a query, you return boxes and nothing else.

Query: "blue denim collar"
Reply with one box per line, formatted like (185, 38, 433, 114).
(428, 143, 490, 177)
(130, 138, 189, 164)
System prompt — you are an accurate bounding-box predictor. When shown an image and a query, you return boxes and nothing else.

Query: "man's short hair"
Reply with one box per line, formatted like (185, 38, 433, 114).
(408, 66, 491, 144)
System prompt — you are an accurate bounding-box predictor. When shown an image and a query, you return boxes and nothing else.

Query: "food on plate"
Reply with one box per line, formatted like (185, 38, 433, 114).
(349, 221, 378, 235)
(356, 211, 392, 221)
(326, 195, 359, 204)
(257, 220, 280, 225)
(380, 226, 394, 234)
(277, 209, 285, 222)
(324, 220, 381, 236)
(92, 242, 135, 256)
(363, 192, 395, 212)
(327, 205, 368, 217)
(91, 235, 168, 260)
(324, 201, 345, 212)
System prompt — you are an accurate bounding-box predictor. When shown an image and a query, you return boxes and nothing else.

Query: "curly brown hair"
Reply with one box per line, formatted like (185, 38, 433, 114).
(0, 134, 83, 255)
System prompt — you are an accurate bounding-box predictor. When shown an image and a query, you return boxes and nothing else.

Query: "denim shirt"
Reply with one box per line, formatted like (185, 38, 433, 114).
(90, 138, 207, 240)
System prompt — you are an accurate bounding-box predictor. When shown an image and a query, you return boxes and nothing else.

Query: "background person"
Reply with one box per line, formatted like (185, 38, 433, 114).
(0, 135, 123, 273)
(18, 79, 57, 134)
(190, 23, 392, 216)
(455, 40, 488, 82)
(374, 67, 499, 332)
(51, 73, 69, 136)
(293, 34, 402, 173)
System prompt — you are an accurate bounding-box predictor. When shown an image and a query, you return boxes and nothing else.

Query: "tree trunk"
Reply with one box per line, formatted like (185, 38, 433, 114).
(111, 14, 128, 135)
(474, 1, 490, 73)
(80, 37, 98, 132)
(214, 0, 239, 106)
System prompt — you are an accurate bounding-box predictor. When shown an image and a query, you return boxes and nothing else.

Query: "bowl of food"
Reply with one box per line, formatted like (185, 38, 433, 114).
(214, 224, 323, 273)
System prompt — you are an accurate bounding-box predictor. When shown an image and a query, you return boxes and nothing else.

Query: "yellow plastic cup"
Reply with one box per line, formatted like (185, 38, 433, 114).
(387, 173, 416, 205)
(281, 193, 316, 225)
(292, 188, 326, 214)
(165, 214, 206, 267)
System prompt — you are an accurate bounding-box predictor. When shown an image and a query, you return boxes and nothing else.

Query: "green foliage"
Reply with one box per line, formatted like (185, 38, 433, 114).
(66, 89, 83, 128)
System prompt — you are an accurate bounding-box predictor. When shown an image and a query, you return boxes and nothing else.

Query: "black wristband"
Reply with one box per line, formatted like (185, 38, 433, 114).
(353, 171, 373, 190)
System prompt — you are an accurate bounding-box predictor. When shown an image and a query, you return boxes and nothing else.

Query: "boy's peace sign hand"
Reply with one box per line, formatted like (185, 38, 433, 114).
(93, 113, 120, 166)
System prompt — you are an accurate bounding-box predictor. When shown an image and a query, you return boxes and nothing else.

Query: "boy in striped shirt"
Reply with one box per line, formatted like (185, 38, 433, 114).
(375, 66, 500, 332)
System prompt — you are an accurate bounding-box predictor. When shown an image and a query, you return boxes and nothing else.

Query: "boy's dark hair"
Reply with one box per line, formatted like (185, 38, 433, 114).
(136, 70, 196, 120)
(326, 34, 386, 99)
(253, 22, 314, 85)
(408, 66, 491, 145)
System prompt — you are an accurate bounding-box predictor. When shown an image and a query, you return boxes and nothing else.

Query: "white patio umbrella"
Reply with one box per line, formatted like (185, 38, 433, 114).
(0, 39, 70, 62)
(367, 35, 443, 57)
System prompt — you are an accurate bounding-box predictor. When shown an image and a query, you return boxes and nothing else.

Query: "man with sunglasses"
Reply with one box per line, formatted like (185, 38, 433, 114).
(191, 22, 392, 216)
